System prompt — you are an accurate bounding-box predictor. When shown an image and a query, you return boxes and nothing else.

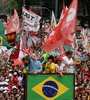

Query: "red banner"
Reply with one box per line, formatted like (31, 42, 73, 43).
(6, 32, 16, 46)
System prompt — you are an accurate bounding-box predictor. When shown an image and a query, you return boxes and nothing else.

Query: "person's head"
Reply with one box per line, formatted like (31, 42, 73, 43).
(47, 55, 54, 63)
(3, 56, 8, 61)
(31, 53, 37, 61)
(4, 92, 10, 98)
(82, 95, 87, 100)
(56, 56, 62, 64)
(18, 71, 22, 76)
(22, 56, 29, 65)
(12, 87, 17, 95)
(66, 51, 73, 59)
(14, 72, 17, 77)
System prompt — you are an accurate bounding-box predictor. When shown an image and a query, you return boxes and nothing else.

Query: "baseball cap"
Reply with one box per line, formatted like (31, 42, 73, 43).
(56, 57, 62, 61)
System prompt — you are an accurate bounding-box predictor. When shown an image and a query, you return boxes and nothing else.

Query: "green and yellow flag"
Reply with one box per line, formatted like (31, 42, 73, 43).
(27, 74, 74, 100)
(0, 21, 11, 47)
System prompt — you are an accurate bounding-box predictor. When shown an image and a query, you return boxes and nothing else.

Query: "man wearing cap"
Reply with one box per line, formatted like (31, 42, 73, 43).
(62, 51, 81, 73)
(22, 54, 42, 74)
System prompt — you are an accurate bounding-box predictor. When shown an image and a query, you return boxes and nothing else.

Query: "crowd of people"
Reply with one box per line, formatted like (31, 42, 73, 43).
(0, 47, 90, 100)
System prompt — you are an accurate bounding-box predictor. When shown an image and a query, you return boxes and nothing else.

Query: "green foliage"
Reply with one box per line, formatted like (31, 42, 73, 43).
(0, 0, 18, 15)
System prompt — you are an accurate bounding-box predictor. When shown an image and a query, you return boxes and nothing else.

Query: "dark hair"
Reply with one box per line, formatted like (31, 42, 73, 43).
(48, 55, 54, 62)
(22, 56, 29, 62)
(66, 51, 73, 56)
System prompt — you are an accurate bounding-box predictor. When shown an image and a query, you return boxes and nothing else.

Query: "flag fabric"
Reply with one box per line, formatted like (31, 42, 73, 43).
(59, 45, 65, 57)
(0, 21, 11, 47)
(16, 32, 22, 45)
(22, 7, 41, 32)
(60, 0, 68, 21)
(72, 33, 78, 50)
(9, 42, 20, 60)
(27, 74, 74, 100)
(60, 0, 66, 20)
(39, 53, 50, 64)
(6, 32, 16, 46)
(6, 9, 20, 34)
(41, 0, 78, 53)
(51, 11, 56, 31)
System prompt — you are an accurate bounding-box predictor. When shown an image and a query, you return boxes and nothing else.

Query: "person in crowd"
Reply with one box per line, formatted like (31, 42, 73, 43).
(62, 50, 81, 73)
(18, 71, 23, 89)
(55, 56, 66, 77)
(22, 54, 42, 74)
(43, 55, 56, 73)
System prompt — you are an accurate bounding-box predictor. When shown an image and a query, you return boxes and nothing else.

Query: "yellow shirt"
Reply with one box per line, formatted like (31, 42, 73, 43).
(45, 62, 56, 73)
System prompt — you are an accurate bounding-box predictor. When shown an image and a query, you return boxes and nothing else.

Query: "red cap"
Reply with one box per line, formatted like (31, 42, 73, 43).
(56, 57, 62, 61)
(87, 53, 90, 56)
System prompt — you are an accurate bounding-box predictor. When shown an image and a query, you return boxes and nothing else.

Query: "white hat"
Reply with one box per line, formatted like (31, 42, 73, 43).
(18, 70, 22, 73)
(9, 73, 12, 77)
(14, 72, 17, 75)
(3, 91, 8, 94)
(12, 86, 17, 89)
(9, 69, 12, 72)
(0, 87, 3, 91)
(4, 87, 8, 91)
(0, 82, 2, 85)
(1, 82, 5, 85)
(5, 79, 9, 82)
(75, 87, 78, 90)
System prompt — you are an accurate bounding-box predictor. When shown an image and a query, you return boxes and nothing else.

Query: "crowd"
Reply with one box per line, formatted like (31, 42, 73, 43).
(0, 47, 90, 100)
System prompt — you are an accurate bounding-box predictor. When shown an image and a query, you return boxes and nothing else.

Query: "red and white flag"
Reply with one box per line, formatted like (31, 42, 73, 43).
(22, 7, 41, 32)
(41, 0, 78, 53)
(6, 9, 20, 34)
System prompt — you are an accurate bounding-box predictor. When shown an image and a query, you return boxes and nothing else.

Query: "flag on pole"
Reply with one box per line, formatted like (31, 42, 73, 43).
(72, 33, 78, 50)
(41, 0, 78, 53)
(6, 9, 20, 34)
(51, 11, 56, 31)
(22, 7, 41, 32)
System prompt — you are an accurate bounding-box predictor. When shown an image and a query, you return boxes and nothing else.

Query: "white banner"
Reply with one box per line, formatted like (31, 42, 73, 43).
(22, 7, 41, 32)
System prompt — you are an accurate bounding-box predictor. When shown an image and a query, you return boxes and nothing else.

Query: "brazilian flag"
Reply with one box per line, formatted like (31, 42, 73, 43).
(39, 53, 50, 64)
(0, 21, 11, 47)
(27, 74, 74, 100)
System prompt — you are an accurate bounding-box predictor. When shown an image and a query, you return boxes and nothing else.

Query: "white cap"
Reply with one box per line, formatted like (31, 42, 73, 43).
(0, 87, 3, 91)
(9, 73, 12, 77)
(4, 87, 8, 91)
(3, 91, 8, 94)
(12, 86, 17, 89)
(9, 69, 12, 72)
(18, 70, 22, 73)
(5, 79, 9, 82)
(1, 82, 5, 85)
(75, 87, 78, 90)
(14, 72, 17, 75)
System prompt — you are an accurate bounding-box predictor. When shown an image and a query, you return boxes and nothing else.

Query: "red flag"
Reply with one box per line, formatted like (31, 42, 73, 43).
(41, 0, 78, 53)
(9, 42, 20, 60)
(59, 45, 65, 57)
(6, 9, 20, 34)
(63, 0, 66, 14)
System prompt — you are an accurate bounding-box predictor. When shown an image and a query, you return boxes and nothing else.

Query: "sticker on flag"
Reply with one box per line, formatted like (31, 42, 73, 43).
(26, 74, 75, 100)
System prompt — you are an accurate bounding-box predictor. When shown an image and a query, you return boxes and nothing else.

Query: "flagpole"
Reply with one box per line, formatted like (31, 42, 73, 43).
(55, 0, 58, 19)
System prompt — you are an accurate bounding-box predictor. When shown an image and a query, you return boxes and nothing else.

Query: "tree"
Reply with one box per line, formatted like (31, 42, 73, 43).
(0, 0, 18, 15)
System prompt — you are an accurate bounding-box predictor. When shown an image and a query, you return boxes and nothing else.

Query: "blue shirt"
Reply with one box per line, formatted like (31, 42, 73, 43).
(28, 58, 42, 73)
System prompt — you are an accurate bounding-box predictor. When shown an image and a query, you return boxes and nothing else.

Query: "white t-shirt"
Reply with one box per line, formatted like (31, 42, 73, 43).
(18, 76, 23, 86)
(55, 63, 65, 72)
(62, 56, 74, 73)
